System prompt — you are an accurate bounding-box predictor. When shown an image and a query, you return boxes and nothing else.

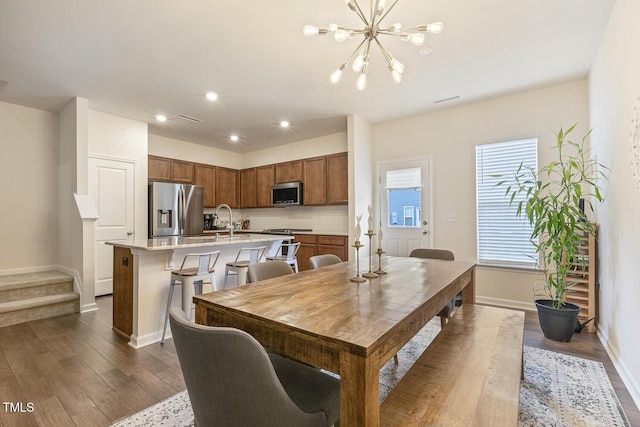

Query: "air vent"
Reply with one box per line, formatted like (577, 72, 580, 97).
(177, 114, 203, 123)
(432, 96, 460, 104)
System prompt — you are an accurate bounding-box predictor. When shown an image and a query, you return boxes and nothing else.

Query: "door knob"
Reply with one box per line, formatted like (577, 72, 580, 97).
(422, 230, 429, 235)
(127, 231, 133, 236)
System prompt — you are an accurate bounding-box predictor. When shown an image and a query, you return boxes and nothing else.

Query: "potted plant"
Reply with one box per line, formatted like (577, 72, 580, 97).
(499, 124, 607, 341)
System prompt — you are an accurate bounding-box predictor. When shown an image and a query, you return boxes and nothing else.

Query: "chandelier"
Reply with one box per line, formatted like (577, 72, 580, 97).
(303, 0, 443, 90)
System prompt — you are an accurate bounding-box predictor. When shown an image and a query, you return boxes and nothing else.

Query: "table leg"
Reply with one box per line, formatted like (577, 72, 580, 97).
(339, 351, 379, 426)
(461, 268, 476, 304)
(195, 303, 206, 325)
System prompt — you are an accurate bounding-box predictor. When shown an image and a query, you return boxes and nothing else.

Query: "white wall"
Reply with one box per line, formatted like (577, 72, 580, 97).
(589, 0, 640, 407)
(372, 80, 589, 309)
(149, 133, 242, 169)
(88, 110, 148, 238)
(0, 101, 59, 272)
(349, 115, 374, 256)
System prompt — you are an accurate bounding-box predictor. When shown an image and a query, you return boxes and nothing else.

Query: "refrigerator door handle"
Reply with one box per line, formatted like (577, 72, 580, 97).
(179, 185, 185, 235)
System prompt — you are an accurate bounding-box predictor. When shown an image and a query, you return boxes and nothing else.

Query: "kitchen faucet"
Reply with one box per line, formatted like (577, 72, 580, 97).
(214, 203, 234, 238)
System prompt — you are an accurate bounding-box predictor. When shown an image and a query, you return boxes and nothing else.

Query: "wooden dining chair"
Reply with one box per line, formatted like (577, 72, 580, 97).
(169, 307, 340, 427)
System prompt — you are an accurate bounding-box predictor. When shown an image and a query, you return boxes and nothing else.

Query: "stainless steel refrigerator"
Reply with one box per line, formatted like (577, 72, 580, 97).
(148, 182, 204, 237)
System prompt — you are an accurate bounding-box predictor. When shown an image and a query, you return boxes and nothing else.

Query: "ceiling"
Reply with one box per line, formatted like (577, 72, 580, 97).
(0, 0, 614, 153)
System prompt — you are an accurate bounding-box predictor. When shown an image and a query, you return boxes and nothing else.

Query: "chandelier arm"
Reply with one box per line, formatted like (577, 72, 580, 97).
(348, 0, 371, 26)
(343, 37, 370, 67)
(374, 37, 393, 65)
(374, 0, 401, 25)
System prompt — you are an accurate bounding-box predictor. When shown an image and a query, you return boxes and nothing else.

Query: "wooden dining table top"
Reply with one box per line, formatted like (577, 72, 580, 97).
(194, 255, 476, 362)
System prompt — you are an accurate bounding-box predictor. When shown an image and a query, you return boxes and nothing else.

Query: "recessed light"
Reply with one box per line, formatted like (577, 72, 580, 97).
(230, 135, 239, 142)
(156, 115, 167, 122)
(280, 121, 290, 128)
(206, 92, 218, 101)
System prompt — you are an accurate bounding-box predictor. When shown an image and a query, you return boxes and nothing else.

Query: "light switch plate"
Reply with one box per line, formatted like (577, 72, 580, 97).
(444, 212, 458, 223)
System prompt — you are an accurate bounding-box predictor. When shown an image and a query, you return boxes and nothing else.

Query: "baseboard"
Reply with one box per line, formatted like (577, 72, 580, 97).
(598, 327, 640, 410)
(128, 331, 162, 349)
(476, 295, 536, 312)
(81, 303, 98, 313)
(0, 265, 61, 276)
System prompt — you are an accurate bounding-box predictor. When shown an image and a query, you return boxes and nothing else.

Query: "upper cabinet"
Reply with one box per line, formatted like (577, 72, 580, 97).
(275, 160, 303, 184)
(255, 165, 275, 208)
(303, 156, 327, 206)
(327, 152, 348, 205)
(148, 155, 194, 184)
(194, 163, 216, 208)
(240, 168, 257, 209)
(216, 167, 240, 208)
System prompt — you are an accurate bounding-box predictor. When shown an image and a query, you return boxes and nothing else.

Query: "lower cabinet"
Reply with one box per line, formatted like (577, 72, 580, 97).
(294, 234, 348, 271)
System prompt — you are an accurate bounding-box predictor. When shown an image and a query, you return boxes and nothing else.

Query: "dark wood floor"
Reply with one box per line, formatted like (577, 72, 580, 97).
(0, 297, 638, 426)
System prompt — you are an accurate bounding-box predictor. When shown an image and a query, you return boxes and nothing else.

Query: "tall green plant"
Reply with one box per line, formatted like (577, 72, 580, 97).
(499, 124, 608, 308)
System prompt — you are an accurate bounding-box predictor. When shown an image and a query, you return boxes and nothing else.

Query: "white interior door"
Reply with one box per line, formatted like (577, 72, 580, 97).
(89, 157, 135, 296)
(378, 157, 433, 256)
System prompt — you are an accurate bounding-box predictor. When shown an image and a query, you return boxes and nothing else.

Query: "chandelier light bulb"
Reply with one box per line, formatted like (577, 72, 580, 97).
(330, 68, 343, 84)
(407, 33, 425, 46)
(329, 23, 338, 32)
(393, 23, 402, 32)
(352, 55, 365, 72)
(426, 22, 444, 33)
(303, 25, 320, 36)
(376, 0, 387, 13)
(391, 70, 403, 83)
(334, 29, 351, 43)
(356, 73, 367, 91)
(390, 58, 404, 74)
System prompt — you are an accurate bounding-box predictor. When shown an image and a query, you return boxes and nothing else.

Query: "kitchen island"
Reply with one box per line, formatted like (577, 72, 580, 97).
(107, 234, 289, 348)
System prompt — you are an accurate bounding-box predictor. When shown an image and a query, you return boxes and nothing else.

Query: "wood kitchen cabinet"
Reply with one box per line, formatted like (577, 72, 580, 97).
(148, 155, 194, 184)
(327, 152, 348, 205)
(275, 160, 303, 184)
(194, 163, 217, 208)
(256, 164, 275, 207)
(294, 234, 348, 271)
(112, 246, 133, 338)
(240, 168, 257, 208)
(216, 167, 240, 208)
(303, 156, 327, 206)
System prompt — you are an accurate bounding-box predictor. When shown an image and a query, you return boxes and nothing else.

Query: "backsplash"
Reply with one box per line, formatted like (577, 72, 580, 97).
(242, 205, 348, 234)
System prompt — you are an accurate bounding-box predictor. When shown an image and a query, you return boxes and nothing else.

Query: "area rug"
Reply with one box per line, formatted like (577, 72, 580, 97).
(113, 320, 630, 427)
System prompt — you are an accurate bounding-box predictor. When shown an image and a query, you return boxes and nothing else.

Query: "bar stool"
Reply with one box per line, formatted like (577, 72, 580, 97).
(265, 242, 301, 272)
(161, 251, 220, 344)
(223, 246, 266, 289)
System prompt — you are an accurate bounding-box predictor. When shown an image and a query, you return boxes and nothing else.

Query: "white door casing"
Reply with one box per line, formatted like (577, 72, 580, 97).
(378, 156, 433, 256)
(89, 157, 135, 296)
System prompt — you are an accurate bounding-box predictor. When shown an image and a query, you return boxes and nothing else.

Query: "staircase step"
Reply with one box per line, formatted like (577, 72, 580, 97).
(0, 271, 79, 328)
(0, 271, 74, 302)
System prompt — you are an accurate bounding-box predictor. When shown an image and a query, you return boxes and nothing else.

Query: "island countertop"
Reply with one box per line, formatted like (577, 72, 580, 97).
(106, 233, 291, 251)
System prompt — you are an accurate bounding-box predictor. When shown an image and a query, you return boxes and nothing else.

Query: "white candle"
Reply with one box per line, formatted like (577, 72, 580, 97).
(378, 224, 383, 250)
(367, 205, 374, 232)
(355, 214, 362, 243)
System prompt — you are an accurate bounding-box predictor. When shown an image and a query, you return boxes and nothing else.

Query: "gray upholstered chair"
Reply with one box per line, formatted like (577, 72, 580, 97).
(309, 254, 342, 269)
(169, 308, 340, 427)
(409, 248, 457, 328)
(247, 260, 294, 283)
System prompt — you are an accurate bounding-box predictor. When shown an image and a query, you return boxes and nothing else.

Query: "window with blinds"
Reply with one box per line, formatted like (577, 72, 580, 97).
(385, 167, 421, 227)
(475, 138, 538, 267)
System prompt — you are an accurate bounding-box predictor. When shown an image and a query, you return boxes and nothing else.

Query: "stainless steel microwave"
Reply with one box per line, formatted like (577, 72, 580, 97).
(272, 182, 304, 206)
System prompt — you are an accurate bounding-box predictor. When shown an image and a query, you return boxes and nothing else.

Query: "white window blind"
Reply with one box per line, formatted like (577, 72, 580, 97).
(476, 138, 538, 266)
(386, 167, 421, 189)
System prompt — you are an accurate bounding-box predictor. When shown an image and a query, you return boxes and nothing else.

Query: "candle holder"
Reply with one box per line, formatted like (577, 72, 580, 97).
(374, 248, 387, 275)
(362, 230, 378, 279)
(350, 241, 366, 282)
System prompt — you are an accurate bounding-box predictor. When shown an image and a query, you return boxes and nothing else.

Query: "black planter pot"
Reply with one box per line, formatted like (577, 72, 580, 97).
(535, 299, 581, 342)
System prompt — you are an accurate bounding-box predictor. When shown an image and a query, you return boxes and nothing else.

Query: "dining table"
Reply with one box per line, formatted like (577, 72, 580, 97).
(194, 255, 476, 427)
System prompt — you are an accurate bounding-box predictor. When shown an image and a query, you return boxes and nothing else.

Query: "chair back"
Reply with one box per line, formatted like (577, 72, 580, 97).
(248, 261, 294, 283)
(169, 308, 329, 427)
(233, 246, 266, 265)
(309, 254, 342, 269)
(278, 242, 300, 261)
(177, 251, 221, 275)
(409, 248, 455, 261)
